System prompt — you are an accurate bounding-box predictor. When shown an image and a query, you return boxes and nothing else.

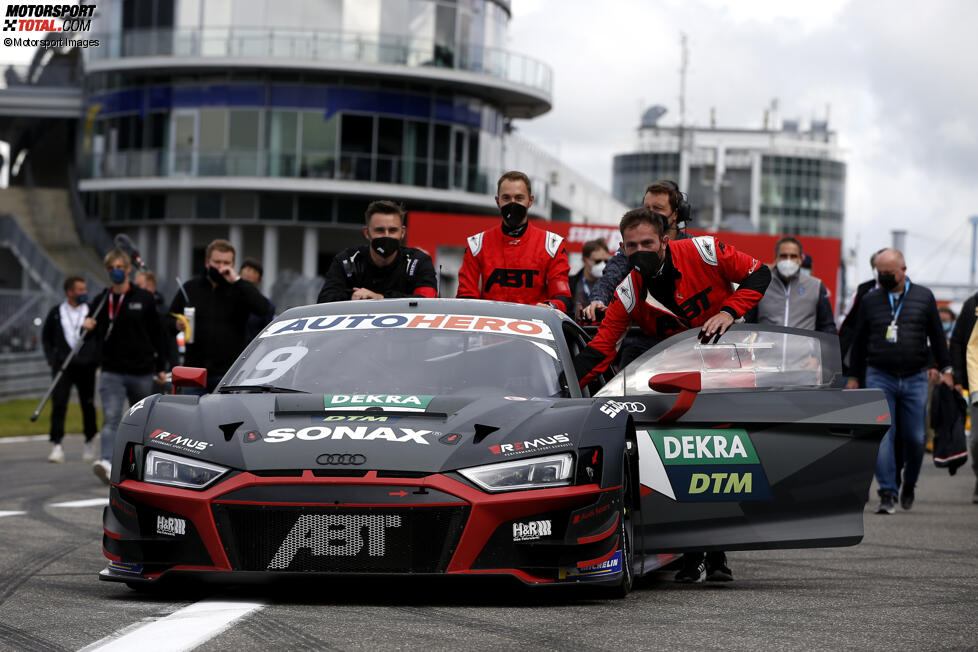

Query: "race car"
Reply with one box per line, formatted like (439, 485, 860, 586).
(101, 299, 888, 596)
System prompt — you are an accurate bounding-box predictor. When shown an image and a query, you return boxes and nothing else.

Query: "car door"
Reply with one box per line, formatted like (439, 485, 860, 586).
(596, 325, 889, 555)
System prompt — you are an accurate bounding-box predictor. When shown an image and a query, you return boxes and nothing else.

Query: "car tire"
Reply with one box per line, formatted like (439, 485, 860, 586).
(598, 454, 635, 599)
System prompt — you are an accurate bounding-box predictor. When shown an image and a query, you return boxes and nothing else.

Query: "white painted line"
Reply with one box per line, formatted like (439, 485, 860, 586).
(0, 511, 26, 518)
(49, 498, 109, 508)
(0, 435, 49, 444)
(81, 599, 266, 652)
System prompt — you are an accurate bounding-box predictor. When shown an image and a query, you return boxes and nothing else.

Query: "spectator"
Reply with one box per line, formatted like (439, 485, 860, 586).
(583, 179, 692, 323)
(239, 258, 276, 342)
(746, 236, 835, 333)
(948, 294, 978, 503)
(846, 248, 952, 514)
(571, 239, 610, 320)
(40, 276, 99, 463)
(456, 171, 571, 310)
(839, 248, 888, 382)
(90, 249, 167, 484)
(938, 306, 955, 344)
(573, 207, 770, 585)
(318, 200, 437, 302)
(170, 239, 272, 393)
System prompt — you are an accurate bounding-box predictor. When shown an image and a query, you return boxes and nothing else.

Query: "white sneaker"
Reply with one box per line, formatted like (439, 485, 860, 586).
(48, 444, 65, 463)
(93, 459, 111, 485)
(82, 441, 96, 462)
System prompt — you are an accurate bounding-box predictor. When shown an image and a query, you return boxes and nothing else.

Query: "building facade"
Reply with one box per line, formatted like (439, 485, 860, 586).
(613, 107, 846, 238)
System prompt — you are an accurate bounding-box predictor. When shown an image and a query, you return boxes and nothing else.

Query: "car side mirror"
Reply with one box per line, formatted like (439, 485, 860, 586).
(649, 371, 701, 423)
(172, 366, 207, 393)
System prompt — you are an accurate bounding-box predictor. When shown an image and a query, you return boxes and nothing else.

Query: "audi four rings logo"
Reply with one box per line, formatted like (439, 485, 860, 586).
(316, 453, 367, 465)
(622, 402, 646, 413)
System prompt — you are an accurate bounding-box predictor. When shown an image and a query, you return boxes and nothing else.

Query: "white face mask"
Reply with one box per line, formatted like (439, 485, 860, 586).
(776, 259, 800, 278)
(590, 261, 606, 278)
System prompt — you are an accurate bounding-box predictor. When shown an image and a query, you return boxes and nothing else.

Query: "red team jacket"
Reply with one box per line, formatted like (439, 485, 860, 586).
(577, 235, 768, 386)
(456, 223, 572, 310)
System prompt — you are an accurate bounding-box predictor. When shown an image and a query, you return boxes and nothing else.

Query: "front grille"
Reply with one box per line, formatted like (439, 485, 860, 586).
(212, 504, 469, 573)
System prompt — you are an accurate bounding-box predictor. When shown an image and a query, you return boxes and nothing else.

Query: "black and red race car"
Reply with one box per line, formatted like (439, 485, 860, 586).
(101, 299, 888, 595)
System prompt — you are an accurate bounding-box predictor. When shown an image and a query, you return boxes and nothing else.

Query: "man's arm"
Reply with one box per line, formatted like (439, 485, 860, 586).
(455, 248, 482, 299)
(924, 292, 952, 377)
(143, 292, 167, 374)
(589, 245, 629, 307)
(384, 252, 438, 298)
(545, 242, 572, 312)
(846, 299, 869, 386)
(714, 239, 771, 319)
(235, 277, 272, 316)
(573, 292, 633, 387)
(318, 256, 355, 303)
(815, 283, 837, 334)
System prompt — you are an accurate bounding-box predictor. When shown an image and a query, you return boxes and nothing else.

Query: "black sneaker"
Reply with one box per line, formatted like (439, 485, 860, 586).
(674, 553, 706, 583)
(705, 551, 733, 582)
(876, 492, 896, 514)
(900, 485, 915, 510)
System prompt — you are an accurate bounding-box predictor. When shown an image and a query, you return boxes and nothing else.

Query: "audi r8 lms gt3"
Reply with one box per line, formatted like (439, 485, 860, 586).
(101, 299, 888, 595)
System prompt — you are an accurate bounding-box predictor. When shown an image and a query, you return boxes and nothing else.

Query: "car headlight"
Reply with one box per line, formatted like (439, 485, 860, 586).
(144, 450, 227, 489)
(458, 453, 574, 492)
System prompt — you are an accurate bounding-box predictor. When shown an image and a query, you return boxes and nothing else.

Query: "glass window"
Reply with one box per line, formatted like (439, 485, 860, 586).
(226, 192, 256, 220)
(376, 118, 403, 184)
(300, 110, 338, 178)
(340, 114, 374, 181)
(196, 193, 222, 219)
(434, 3, 456, 67)
(432, 123, 450, 189)
(260, 193, 293, 220)
(298, 195, 331, 222)
(228, 110, 260, 175)
(403, 119, 428, 187)
(167, 193, 194, 219)
(266, 110, 298, 177)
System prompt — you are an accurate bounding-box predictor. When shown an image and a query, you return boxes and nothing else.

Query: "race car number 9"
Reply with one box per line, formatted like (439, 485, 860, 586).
(242, 345, 309, 385)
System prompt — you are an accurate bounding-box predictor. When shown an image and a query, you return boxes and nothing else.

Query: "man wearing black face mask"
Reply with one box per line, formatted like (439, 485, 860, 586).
(456, 171, 571, 310)
(170, 239, 272, 393)
(574, 207, 770, 388)
(846, 248, 952, 515)
(318, 200, 437, 303)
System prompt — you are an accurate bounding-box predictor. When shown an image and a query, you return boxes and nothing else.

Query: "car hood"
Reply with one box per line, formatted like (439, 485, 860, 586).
(138, 393, 592, 474)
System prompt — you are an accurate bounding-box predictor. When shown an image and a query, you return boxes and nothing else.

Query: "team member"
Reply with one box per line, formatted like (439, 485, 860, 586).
(746, 236, 835, 333)
(571, 239, 610, 319)
(573, 207, 770, 585)
(239, 258, 275, 342)
(318, 200, 437, 302)
(91, 250, 168, 483)
(839, 248, 887, 382)
(583, 179, 691, 322)
(41, 276, 99, 463)
(456, 171, 571, 310)
(950, 295, 978, 503)
(170, 239, 272, 393)
(846, 249, 952, 514)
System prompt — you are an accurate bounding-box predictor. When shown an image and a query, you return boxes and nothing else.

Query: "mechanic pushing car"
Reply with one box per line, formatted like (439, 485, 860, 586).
(318, 200, 438, 303)
(456, 170, 572, 311)
(574, 205, 771, 584)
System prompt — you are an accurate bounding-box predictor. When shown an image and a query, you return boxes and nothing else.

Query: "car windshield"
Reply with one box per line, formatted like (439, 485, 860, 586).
(596, 325, 841, 396)
(221, 312, 566, 397)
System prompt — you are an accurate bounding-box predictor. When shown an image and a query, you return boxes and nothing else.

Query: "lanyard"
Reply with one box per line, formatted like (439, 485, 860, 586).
(108, 291, 126, 321)
(887, 280, 910, 322)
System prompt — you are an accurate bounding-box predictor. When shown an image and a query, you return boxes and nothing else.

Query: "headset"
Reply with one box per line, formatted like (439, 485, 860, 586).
(656, 179, 691, 228)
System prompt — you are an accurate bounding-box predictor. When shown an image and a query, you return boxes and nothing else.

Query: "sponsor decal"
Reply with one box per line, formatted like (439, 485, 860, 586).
(316, 453, 367, 465)
(439, 432, 462, 445)
(148, 429, 212, 453)
(156, 515, 186, 537)
(127, 397, 148, 417)
(489, 434, 570, 457)
(504, 396, 528, 401)
(572, 502, 612, 525)
(107, 560, 144, 575)
(512, 519, 552, 542)
(264, 426, 435, 445)
(484, 268, 539, 291)
(259, 313, 554, 341)
(600, 400, 643, 418)
(321, 414, 396, 423)
(323, 394, 433, 412)
(637, 429, 771, 502)
(268, 514, 401, 568)
(569, 550, 622, 577)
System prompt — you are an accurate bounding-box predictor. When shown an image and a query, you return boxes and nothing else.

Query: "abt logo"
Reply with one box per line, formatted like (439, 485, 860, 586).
(485, 268, 539, 291)
(268, 514, 401, 569)
(513, 519, 552, 542)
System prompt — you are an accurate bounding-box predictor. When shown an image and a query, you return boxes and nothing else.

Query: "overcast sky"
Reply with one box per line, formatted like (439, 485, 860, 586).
(509, 0, 978, 297)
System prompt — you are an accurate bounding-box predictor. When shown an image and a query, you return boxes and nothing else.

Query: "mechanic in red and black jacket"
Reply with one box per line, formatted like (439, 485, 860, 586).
(456, 171, 572, 312)
(573, 207, 771, 387)
(318, 200, 437, 303)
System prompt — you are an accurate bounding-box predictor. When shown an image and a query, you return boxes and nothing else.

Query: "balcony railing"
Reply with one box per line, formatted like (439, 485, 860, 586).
(81, 148, 495, 195)
(87, 28, 552, 98)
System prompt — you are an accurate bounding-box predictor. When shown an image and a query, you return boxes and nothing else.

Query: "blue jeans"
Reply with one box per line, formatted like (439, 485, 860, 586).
(99, 371, 155, 462)
(865, 366, 928, 495)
